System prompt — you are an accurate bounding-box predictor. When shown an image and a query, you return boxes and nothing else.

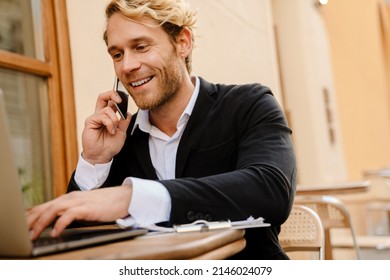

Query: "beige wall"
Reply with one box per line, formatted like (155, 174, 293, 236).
(66, 0, 114, 150)
(66, 0, 281, 150)
(322, 0, 390, 180)
(272, 0, 347, 184)
(186, 0, 281, 98)
(273, 0, 390, 183)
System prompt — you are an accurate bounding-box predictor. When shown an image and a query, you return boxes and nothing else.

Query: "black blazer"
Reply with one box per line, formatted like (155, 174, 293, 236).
(68, 77, 297, 259)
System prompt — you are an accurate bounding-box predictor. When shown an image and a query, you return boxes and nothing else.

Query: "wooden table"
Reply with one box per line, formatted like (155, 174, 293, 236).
(35, 228, 246, 260)
(296, 180, 370, 196)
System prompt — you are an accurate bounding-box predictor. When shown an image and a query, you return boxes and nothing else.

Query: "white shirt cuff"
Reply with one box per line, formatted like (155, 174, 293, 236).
(116, 216, 138, 229)
(122, 177, 171, 225)
(74, 154, 113, 191)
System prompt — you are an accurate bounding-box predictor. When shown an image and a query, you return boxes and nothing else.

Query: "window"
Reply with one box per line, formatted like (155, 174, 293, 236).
(0, 0, 77, 207)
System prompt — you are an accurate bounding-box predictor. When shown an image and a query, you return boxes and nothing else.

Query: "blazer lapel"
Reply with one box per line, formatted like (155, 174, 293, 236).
(175, 78, 216, 177)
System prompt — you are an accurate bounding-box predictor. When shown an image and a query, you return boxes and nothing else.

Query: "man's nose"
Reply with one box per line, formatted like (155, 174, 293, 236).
(121, 52, 141, 73)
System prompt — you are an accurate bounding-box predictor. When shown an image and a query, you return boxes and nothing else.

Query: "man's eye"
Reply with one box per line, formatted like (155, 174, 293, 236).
(112, 52, 122, 60)
(136, 44, 149, 52)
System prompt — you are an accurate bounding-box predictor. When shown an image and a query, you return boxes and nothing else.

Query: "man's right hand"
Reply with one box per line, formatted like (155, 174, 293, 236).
(27, 185, 133, 240)
(81, 90, 131, 165)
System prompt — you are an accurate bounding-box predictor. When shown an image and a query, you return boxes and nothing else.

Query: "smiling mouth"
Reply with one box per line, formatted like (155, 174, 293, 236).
(130, 76, 153, 87)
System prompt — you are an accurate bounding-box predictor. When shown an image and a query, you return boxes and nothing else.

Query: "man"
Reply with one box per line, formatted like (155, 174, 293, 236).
(28, 0, 296, 259)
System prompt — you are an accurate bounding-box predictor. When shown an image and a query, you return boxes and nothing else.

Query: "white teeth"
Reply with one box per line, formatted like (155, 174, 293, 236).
(131, 76, 152, 87)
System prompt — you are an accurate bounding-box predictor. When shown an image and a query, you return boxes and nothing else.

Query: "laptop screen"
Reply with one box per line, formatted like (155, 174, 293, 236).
(0, 89, 34, 256)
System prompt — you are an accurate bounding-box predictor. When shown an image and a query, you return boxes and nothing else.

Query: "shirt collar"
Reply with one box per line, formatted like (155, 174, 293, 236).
(131, 76, 200, 135)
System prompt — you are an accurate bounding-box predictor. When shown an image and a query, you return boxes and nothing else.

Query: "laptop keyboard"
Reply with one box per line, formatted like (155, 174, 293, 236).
(33, 237, 66, 247)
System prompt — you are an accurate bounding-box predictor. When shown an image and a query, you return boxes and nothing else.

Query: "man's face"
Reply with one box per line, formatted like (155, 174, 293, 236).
(106, 13, 184, 110)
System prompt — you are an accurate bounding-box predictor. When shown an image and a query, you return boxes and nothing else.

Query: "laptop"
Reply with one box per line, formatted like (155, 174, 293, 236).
(0, 90, 147, 257)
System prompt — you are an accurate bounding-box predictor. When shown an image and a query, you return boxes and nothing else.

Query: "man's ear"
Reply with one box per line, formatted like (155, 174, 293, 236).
(176, 28, 192, 58)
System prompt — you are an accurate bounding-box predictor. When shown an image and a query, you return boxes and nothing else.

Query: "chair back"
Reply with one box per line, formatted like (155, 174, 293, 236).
(280, 204, 325, 260)
(295, 195, 361, 259)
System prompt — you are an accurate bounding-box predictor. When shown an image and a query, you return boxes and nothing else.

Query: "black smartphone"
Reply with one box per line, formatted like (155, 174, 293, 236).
(111, 77, 128, 119)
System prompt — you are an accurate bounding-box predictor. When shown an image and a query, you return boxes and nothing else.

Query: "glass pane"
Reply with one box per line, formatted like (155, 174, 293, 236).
(0, 68, 52, 208)
(0, 0, 44, 60)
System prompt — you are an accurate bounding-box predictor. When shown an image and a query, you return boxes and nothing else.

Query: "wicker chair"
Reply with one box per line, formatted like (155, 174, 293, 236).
(280, 204, 325, 260)
(295, 195, 361, 259)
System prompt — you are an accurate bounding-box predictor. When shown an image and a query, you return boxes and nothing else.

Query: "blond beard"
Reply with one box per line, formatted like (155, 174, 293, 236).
(128, 54, 183, 110)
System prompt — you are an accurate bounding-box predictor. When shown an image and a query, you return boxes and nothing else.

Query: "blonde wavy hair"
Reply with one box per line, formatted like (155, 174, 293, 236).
(103, 0, 197, 73)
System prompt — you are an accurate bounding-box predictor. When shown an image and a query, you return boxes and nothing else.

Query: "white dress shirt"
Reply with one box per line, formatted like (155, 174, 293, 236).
(74, 76, 200, 227)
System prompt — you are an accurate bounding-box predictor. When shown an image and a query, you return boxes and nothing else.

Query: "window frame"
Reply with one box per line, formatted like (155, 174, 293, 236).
(0, 0, 77, 197)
